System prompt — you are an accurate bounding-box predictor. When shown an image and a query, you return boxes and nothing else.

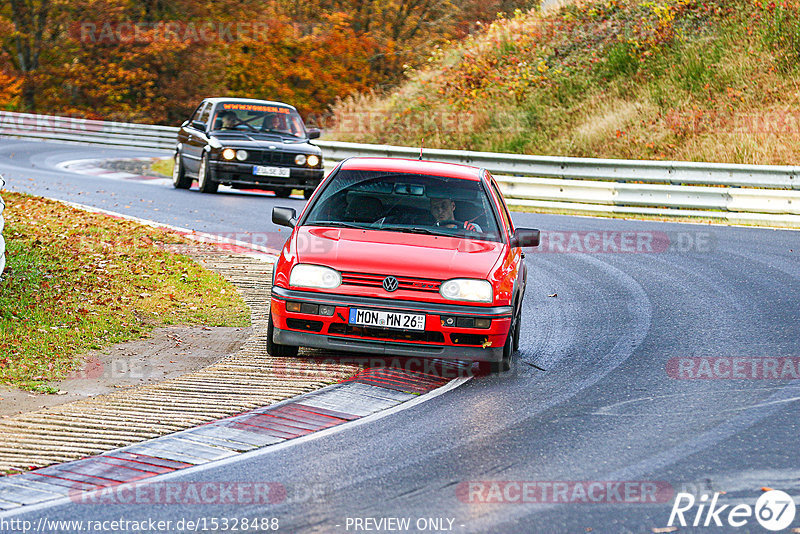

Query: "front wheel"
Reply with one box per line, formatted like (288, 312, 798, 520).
(197, 153, 218, 194)
(490, 318, 517, 374)
(267, 313, 298, 358)
(171, 153, 191, 189)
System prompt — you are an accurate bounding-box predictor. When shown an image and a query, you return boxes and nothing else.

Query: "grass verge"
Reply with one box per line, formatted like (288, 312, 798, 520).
(149, 157, 174, 177)
(328, 0, 800, 166)
(0, 192, 250, 392)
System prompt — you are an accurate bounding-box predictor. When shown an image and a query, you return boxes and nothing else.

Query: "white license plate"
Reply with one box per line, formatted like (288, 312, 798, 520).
(348, 308, 425, 331)
(253, 165, 290, 177)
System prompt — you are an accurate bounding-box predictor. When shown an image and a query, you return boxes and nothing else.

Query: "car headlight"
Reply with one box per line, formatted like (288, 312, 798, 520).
(307, 154, 320, 167)
(289, 264, 341, 289)
(294, 154, 307, 166)
(440, 279, 493, 303)
(222, 148, 236, 160)
(236, 149, 248, 161)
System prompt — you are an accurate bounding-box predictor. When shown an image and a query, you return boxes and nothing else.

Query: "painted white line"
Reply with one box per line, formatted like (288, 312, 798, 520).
(56, 157, 172, 186)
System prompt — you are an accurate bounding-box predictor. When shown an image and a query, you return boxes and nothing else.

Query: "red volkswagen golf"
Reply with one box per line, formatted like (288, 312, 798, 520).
(268, 157, 540, 372)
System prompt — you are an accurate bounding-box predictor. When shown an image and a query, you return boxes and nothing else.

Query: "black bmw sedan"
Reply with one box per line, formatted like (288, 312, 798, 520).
(172, 98, 324, 198)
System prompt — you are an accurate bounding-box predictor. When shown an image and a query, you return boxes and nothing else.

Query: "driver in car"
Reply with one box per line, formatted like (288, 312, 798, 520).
(430, 197, 482, 232)
(217, 110, 237, 129)
(267, 114, 288, 133)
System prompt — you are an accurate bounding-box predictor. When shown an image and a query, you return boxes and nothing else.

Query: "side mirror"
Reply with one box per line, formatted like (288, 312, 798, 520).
(307, 128, 321, 140)
(272, 206, 297, 228)
(191, 120, 206, 132)
(511, 228, 540, 248)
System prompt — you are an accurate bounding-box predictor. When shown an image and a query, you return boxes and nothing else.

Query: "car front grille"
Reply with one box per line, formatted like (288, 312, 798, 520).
(328, 323, 444, 343)
(340, 272, 442, 293)
(238, 151, 296, 166)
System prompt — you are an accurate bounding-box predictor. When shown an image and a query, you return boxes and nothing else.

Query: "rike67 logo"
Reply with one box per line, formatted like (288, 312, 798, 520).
(668, 490, 796, 531)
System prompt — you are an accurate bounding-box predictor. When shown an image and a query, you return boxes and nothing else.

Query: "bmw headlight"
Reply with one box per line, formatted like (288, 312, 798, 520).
(294, 154, 307, 166)
(440, 279, 493, 303)
(236, 149, 248, 161)
(289, 264, 341, 289)
(307, 154, 320, 167)
(222, 148, 236, 160)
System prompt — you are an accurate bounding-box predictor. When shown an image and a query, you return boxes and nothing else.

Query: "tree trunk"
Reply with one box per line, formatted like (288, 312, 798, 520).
(5, 0, 52, 111)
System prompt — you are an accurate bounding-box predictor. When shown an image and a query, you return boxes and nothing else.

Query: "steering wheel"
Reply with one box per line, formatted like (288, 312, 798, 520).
(435, 219, 460, 228)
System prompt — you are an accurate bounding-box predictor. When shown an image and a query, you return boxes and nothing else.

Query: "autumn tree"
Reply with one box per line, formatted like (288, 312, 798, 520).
(0, 0, 57, 111)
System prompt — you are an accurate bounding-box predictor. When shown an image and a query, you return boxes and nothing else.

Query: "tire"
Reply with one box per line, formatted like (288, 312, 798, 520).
(171, 153, 192, 189)
(274, 187, 292, 198)
(267, 313, 298, 358)
(490, 317, 516, 374)
(197, 153, 218, 194)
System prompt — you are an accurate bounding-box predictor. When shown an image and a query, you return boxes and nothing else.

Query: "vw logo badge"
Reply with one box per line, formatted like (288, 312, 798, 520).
(382, 276, 399, 292)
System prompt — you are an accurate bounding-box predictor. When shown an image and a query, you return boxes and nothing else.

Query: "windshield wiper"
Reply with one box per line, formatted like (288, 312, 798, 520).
(307, 221, 372, 230)
(380, 225, 451, 236)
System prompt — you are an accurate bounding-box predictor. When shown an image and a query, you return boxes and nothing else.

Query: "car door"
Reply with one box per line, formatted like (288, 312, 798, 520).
(183, 102, 211, 174)
(486, 172, 526, 315)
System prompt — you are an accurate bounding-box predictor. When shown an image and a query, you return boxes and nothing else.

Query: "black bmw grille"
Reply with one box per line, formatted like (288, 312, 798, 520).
(246, 151, 295, 166)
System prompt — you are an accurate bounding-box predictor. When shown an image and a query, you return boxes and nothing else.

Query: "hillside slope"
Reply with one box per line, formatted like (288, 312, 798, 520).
(330, 0, 800, 165)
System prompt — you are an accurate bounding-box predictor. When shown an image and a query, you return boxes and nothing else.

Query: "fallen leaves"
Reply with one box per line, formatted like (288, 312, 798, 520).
(0, 191, 249, 389)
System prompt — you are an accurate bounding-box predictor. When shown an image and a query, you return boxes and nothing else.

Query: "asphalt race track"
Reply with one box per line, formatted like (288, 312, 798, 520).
(2, 139, 799, 533)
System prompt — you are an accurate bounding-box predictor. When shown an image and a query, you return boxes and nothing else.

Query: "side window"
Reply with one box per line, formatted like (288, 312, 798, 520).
(198, 103, 211, 126)
(190, 103, 206, 122)
(488, 176, 513, 236)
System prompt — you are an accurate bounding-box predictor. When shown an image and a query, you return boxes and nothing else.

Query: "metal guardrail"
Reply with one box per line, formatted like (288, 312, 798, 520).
(0, 110, 177, 150)
(2, 110, 800, 227)
(1, 174, 5, 276)
(314, 141, 800, 189)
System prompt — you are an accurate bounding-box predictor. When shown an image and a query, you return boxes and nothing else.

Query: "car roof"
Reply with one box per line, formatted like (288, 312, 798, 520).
(339, 157, 483, 181)
(203, 97, 298, 111)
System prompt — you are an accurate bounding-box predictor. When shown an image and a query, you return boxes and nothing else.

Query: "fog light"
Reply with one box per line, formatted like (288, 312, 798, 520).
(474, 318, 492, 329)
(286, 301, 302, 312)
(307, 154, 320, 167)
(236, 149, 248, 161)
(222, 148, 236, 160)
(319, 305, 335, 316)
(441, 316, 456, 327)
(300, 303, 319, 314)
(456, 317, 475, 328)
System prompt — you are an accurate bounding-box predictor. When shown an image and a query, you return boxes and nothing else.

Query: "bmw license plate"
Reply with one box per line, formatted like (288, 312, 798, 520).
(348, 308, 425, 331)
(253, 165, 290, 177)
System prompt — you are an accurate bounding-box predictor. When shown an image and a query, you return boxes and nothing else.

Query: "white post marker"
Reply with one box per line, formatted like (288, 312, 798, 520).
(0, 174, 5, 276)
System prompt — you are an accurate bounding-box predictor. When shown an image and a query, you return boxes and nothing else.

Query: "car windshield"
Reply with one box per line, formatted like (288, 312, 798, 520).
(303, 170, 503, 242)
(211, 102, 307, 138)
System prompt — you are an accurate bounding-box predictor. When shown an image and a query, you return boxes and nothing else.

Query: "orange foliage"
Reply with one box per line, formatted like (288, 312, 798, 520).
(0, 0, 532, 122)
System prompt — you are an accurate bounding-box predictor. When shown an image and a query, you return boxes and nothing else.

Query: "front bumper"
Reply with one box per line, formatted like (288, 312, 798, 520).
(270, 286, 512, 362)
(210, 161, 323, 190)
